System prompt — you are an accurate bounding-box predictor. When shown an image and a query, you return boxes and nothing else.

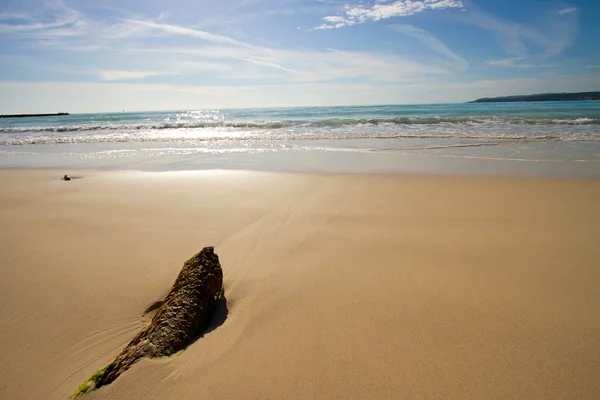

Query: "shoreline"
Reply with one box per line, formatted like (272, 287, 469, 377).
(2, 166, 600, 182)
(2, 148, 599, 178)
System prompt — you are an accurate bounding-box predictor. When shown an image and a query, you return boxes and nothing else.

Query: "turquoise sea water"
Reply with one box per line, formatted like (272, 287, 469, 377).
(1, 102, 599, 176)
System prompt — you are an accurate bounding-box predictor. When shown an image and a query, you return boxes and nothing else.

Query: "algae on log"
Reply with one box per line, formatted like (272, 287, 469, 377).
(87, 247, 224, 392)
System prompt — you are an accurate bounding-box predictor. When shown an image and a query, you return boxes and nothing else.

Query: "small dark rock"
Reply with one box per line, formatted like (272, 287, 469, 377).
(63, 175, 71, 181)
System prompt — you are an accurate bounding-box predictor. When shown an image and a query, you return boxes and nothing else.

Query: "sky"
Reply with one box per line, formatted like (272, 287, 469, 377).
(1, 0, 599, 112)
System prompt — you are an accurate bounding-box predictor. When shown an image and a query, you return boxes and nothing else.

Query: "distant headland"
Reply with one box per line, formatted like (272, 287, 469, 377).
(469, 92, 600, 103)
(0, 112, 70, 119)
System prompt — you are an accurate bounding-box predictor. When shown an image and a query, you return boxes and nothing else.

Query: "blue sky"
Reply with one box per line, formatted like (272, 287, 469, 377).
(1, 0, 599, 112)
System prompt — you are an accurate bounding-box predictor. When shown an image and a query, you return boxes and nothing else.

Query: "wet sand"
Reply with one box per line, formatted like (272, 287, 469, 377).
(0, 169, 598, 400)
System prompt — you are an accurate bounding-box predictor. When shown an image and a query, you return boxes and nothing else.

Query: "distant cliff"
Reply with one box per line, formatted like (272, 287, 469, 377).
(0, 112, 70, 119)
(469, 92, 600, 103)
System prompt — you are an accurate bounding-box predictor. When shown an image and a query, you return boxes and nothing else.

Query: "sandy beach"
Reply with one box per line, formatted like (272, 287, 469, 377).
(0, 169, 599, 400)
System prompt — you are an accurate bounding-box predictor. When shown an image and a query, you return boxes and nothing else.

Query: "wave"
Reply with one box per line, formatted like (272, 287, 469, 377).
(1, 132, 598, 146)
(0, 121, 293, 133)
(2, 116, 599, 134)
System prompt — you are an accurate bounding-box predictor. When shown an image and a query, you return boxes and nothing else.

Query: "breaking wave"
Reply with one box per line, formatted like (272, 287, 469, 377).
(1, 131, 598, 146)
(1, 116, 599, 134)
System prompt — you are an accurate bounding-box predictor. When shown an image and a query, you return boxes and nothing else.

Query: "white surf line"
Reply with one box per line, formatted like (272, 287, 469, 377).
(398, 152, 600, 163)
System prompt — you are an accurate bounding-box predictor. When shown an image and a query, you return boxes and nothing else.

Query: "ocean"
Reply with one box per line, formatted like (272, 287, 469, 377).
(1, 102, 599, 176)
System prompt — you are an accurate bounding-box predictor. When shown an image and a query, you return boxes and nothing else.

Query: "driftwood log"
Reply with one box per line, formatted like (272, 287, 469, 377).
(74, 247, 224, 396)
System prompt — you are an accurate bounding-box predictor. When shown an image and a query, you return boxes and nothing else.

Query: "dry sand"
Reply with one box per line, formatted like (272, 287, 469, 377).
(0, 169, 599, 400)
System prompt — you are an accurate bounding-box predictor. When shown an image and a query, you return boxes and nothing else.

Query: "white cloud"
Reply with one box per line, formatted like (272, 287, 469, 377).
(98, 70, 181, 81)
(0, 2, 88, 37)
(115, 21, 307, 75)
(123, 20, 256, 48)
(22, 11, 451, 84)
(239, 58, 300, 74)
(486, 57, 558, 69)
(129, 44, 450, 82)
(315, 0, 464, 29)
(1, 2, 454, 86)
(390, 24, 468, 69)
(486, 57, 525, 67)
(24, 6, 451, 84)
(323, 16, 347, 24)
(558, 7, 577, 15)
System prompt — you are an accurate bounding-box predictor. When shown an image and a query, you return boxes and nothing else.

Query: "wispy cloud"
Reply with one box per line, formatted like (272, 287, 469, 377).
(114, 20, 304, 75)
(315, 0, 464, 30)
(0, 2, 88, 37)
(486, 57, 525, 67)
(558, 7, 577, 15)
(389, 24, 468, 69)
(585, 65, 600, 69)
(1, 2, 453, 85)
(123, 20, 256, 48)
(455, 5, 578, 59)
(1, 0, 583, 104)
(98, 70, 181, 81)
(128, 44, 450, 82)
(486, 57, 558, 69)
